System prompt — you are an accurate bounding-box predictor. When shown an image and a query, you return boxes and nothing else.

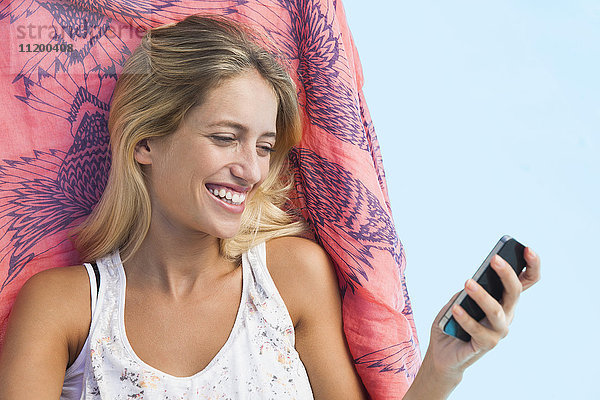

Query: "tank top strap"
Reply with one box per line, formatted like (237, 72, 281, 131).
(81, 252, 117, 321)
(62, 251, 120, 386)
(85, 250, 122, 326)
(82, 263, 98, 316)
(244, 240, 296, 346)
(245, 240, 272, 290)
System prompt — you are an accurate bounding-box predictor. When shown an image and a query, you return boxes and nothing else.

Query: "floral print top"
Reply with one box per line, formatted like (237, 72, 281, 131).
(61, 241, 314, 399)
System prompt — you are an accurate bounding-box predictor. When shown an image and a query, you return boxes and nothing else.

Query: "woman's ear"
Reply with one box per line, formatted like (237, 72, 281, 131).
(134, 139, 153, 165)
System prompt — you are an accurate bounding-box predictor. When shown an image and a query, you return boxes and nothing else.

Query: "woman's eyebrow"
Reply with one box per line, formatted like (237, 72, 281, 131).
(207, 120, 276, 138)
(207, 120, 245, 130)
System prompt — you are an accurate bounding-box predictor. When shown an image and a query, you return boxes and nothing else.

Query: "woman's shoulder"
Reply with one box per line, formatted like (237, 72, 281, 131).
(264, 238, 368, 398)
(15, 264, 92, 331)
(12, 265, 93, 360)
(265, 236, 340, 328)
(0, 265, 92, 393)
(265, 236, 336, 281)
(20, 264, 91, 306)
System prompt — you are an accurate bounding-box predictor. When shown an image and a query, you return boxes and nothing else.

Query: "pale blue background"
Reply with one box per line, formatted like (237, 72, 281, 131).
(343, 1, 599, 399)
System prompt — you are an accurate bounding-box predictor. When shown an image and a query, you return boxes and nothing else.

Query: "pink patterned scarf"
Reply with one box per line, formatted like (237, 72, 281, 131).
(0, 1, 420, 397)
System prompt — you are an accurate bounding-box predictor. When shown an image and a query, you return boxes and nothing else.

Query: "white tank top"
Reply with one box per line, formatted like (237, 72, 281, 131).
(60, 241, 314, 399)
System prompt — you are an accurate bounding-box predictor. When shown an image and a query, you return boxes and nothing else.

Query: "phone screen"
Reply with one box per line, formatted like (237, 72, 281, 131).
(441, 236, 527, 341)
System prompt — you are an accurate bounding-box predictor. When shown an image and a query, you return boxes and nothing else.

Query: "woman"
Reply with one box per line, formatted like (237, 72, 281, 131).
(0, 15, 540, 399)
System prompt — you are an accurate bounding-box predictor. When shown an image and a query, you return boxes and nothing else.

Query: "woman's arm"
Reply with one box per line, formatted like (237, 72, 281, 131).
(403, 247, 542, 399)
(0, 266, 89, 399)
(267, 237, 540, 399)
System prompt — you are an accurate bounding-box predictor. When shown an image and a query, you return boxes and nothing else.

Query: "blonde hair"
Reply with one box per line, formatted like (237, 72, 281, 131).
(71, 14, 309, 264)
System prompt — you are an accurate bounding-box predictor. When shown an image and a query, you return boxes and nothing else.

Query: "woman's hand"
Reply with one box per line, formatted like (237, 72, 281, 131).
(405, 247, 541, 399)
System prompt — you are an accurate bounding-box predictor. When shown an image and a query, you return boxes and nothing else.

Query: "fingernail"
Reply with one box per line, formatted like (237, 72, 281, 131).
(528, 248, 536, 258)
(494, 255, 504, 268)
(453, 305, 464, 316)
(467, 279, 478, 291)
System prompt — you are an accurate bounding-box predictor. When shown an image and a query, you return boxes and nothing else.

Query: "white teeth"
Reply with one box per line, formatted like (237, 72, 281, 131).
(208, 186, 245, 206)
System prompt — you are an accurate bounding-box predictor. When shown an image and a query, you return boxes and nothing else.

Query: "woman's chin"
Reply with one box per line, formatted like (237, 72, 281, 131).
(216, 233, 238, 240)
(211, 226, 242, 240)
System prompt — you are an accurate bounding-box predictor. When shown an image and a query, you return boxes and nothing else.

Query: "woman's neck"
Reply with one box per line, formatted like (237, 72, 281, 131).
(123, 220, 239, 301)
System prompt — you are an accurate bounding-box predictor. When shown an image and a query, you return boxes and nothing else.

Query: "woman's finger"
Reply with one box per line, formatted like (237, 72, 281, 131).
(520, 247, 541, 291)
(464, 278, 509, 336)
(490, 254, 523, 315)
(451, 304, 499, 351)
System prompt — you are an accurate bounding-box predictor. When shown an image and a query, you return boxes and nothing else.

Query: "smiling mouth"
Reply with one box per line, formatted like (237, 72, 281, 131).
(206, 185, 246, 206)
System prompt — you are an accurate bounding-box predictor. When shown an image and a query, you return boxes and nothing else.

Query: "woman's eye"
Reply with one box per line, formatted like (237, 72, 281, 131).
(212, 135, 235, 142)
(212, 135, 274, 155)
(259, 146, 276, 154)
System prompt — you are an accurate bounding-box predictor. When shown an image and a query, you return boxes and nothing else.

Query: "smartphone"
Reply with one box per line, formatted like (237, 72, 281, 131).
(438, 235, 527, 341)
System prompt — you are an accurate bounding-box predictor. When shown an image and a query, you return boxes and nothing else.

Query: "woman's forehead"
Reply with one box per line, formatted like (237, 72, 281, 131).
(184, 73, 278, 130)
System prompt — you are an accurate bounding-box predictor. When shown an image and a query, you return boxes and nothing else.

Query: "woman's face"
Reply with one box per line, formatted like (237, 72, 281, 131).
(136, 69, 278, 239)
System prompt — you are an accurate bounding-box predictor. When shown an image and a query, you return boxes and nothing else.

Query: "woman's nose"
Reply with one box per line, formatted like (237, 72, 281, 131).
(230, 144, 263, 185)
